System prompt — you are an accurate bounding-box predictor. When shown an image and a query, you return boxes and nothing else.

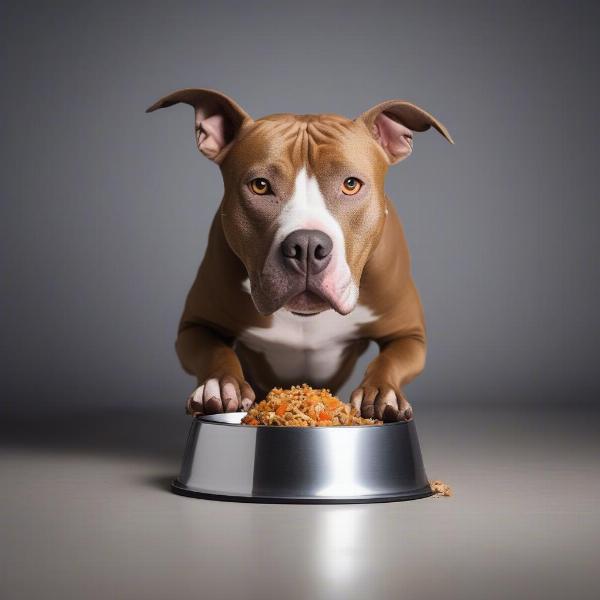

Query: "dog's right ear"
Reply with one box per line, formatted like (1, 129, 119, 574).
(146, 88, 253, 163)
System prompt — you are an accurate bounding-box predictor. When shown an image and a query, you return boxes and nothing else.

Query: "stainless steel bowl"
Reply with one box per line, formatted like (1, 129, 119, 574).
(172, 413, 433, 503)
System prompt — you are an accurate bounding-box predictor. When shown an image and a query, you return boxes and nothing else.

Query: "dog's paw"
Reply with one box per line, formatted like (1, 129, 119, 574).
(349, 384, 412, 422)
(186, 375, 255, 416)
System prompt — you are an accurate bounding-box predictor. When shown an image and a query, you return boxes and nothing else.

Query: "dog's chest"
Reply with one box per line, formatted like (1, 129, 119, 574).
(238, 305, 376, 384)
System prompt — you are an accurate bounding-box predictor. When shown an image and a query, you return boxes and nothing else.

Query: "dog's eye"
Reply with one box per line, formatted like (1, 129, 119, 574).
(249, 178, 273, 195)
(341, 177, 363, 195)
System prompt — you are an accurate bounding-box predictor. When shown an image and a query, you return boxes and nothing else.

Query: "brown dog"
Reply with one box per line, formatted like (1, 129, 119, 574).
(147, 89, 452, 422)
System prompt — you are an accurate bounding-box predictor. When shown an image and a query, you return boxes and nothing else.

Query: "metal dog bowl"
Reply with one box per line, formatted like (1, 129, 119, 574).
(171, 413, 433, 503)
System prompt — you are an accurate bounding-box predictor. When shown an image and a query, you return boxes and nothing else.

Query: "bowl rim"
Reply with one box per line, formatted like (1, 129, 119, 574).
(196, 412, 412, 428)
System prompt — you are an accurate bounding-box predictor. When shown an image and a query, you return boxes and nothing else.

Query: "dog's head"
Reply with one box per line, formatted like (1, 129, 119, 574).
(147, 89, 452, 316)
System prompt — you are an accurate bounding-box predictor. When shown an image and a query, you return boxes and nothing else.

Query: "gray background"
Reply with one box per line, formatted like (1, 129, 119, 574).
(1, 0, 598, 411)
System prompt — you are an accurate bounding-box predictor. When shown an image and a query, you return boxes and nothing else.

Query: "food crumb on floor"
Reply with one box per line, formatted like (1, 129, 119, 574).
(430, 480, 453, 497)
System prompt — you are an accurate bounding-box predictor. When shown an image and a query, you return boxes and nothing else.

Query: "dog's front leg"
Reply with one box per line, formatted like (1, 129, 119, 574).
(176, 324, 255, 416)
(350, 335, 426, 422)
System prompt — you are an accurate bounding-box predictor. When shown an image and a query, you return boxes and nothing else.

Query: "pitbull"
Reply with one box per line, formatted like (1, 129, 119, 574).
(147, 89, 452, 422)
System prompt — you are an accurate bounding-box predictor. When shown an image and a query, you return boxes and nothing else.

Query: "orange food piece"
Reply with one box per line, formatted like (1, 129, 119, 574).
(324, 398, 339, 410)
(275, 402, 288, 416)
(318, 411, 332, 421)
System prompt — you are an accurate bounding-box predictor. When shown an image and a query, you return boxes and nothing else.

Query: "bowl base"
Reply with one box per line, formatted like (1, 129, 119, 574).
(171, 479, 434, 504)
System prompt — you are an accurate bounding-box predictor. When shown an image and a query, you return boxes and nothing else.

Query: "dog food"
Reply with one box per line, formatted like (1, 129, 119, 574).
(429, 480, 453, 497)
(241, 384, 383, 427)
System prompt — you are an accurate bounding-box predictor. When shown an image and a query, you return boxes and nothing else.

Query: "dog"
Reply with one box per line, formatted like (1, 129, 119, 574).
(147, 89, 452, 422)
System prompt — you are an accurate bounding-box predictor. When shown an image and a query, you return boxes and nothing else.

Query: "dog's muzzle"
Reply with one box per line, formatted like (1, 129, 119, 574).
(250, 228, 354, 316)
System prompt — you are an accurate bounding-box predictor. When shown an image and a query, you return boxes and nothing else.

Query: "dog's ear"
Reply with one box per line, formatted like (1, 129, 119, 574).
(356, 100, 453, 164)
(146, 88, 252, 163)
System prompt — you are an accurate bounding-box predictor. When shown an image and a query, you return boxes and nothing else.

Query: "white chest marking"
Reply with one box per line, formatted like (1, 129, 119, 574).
(239, 305, 376, 385)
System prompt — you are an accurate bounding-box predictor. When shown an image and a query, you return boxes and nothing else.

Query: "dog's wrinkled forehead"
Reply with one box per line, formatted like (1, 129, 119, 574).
(221, 113, 386, 185)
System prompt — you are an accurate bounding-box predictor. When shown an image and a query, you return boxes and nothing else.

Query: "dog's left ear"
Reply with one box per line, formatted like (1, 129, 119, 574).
(146, 88, 253, 163)
(356, 100, 453, 164)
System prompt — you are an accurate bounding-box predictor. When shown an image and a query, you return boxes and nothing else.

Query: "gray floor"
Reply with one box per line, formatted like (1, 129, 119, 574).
(1, 403, 599, 600)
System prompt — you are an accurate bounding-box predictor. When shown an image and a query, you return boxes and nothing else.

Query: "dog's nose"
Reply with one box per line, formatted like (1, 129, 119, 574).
(281, 229, 333, 274)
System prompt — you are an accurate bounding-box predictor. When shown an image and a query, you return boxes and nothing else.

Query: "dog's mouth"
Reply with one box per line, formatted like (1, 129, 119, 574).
(285, 291, 331, 316)
(250, 265, 358, 317)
